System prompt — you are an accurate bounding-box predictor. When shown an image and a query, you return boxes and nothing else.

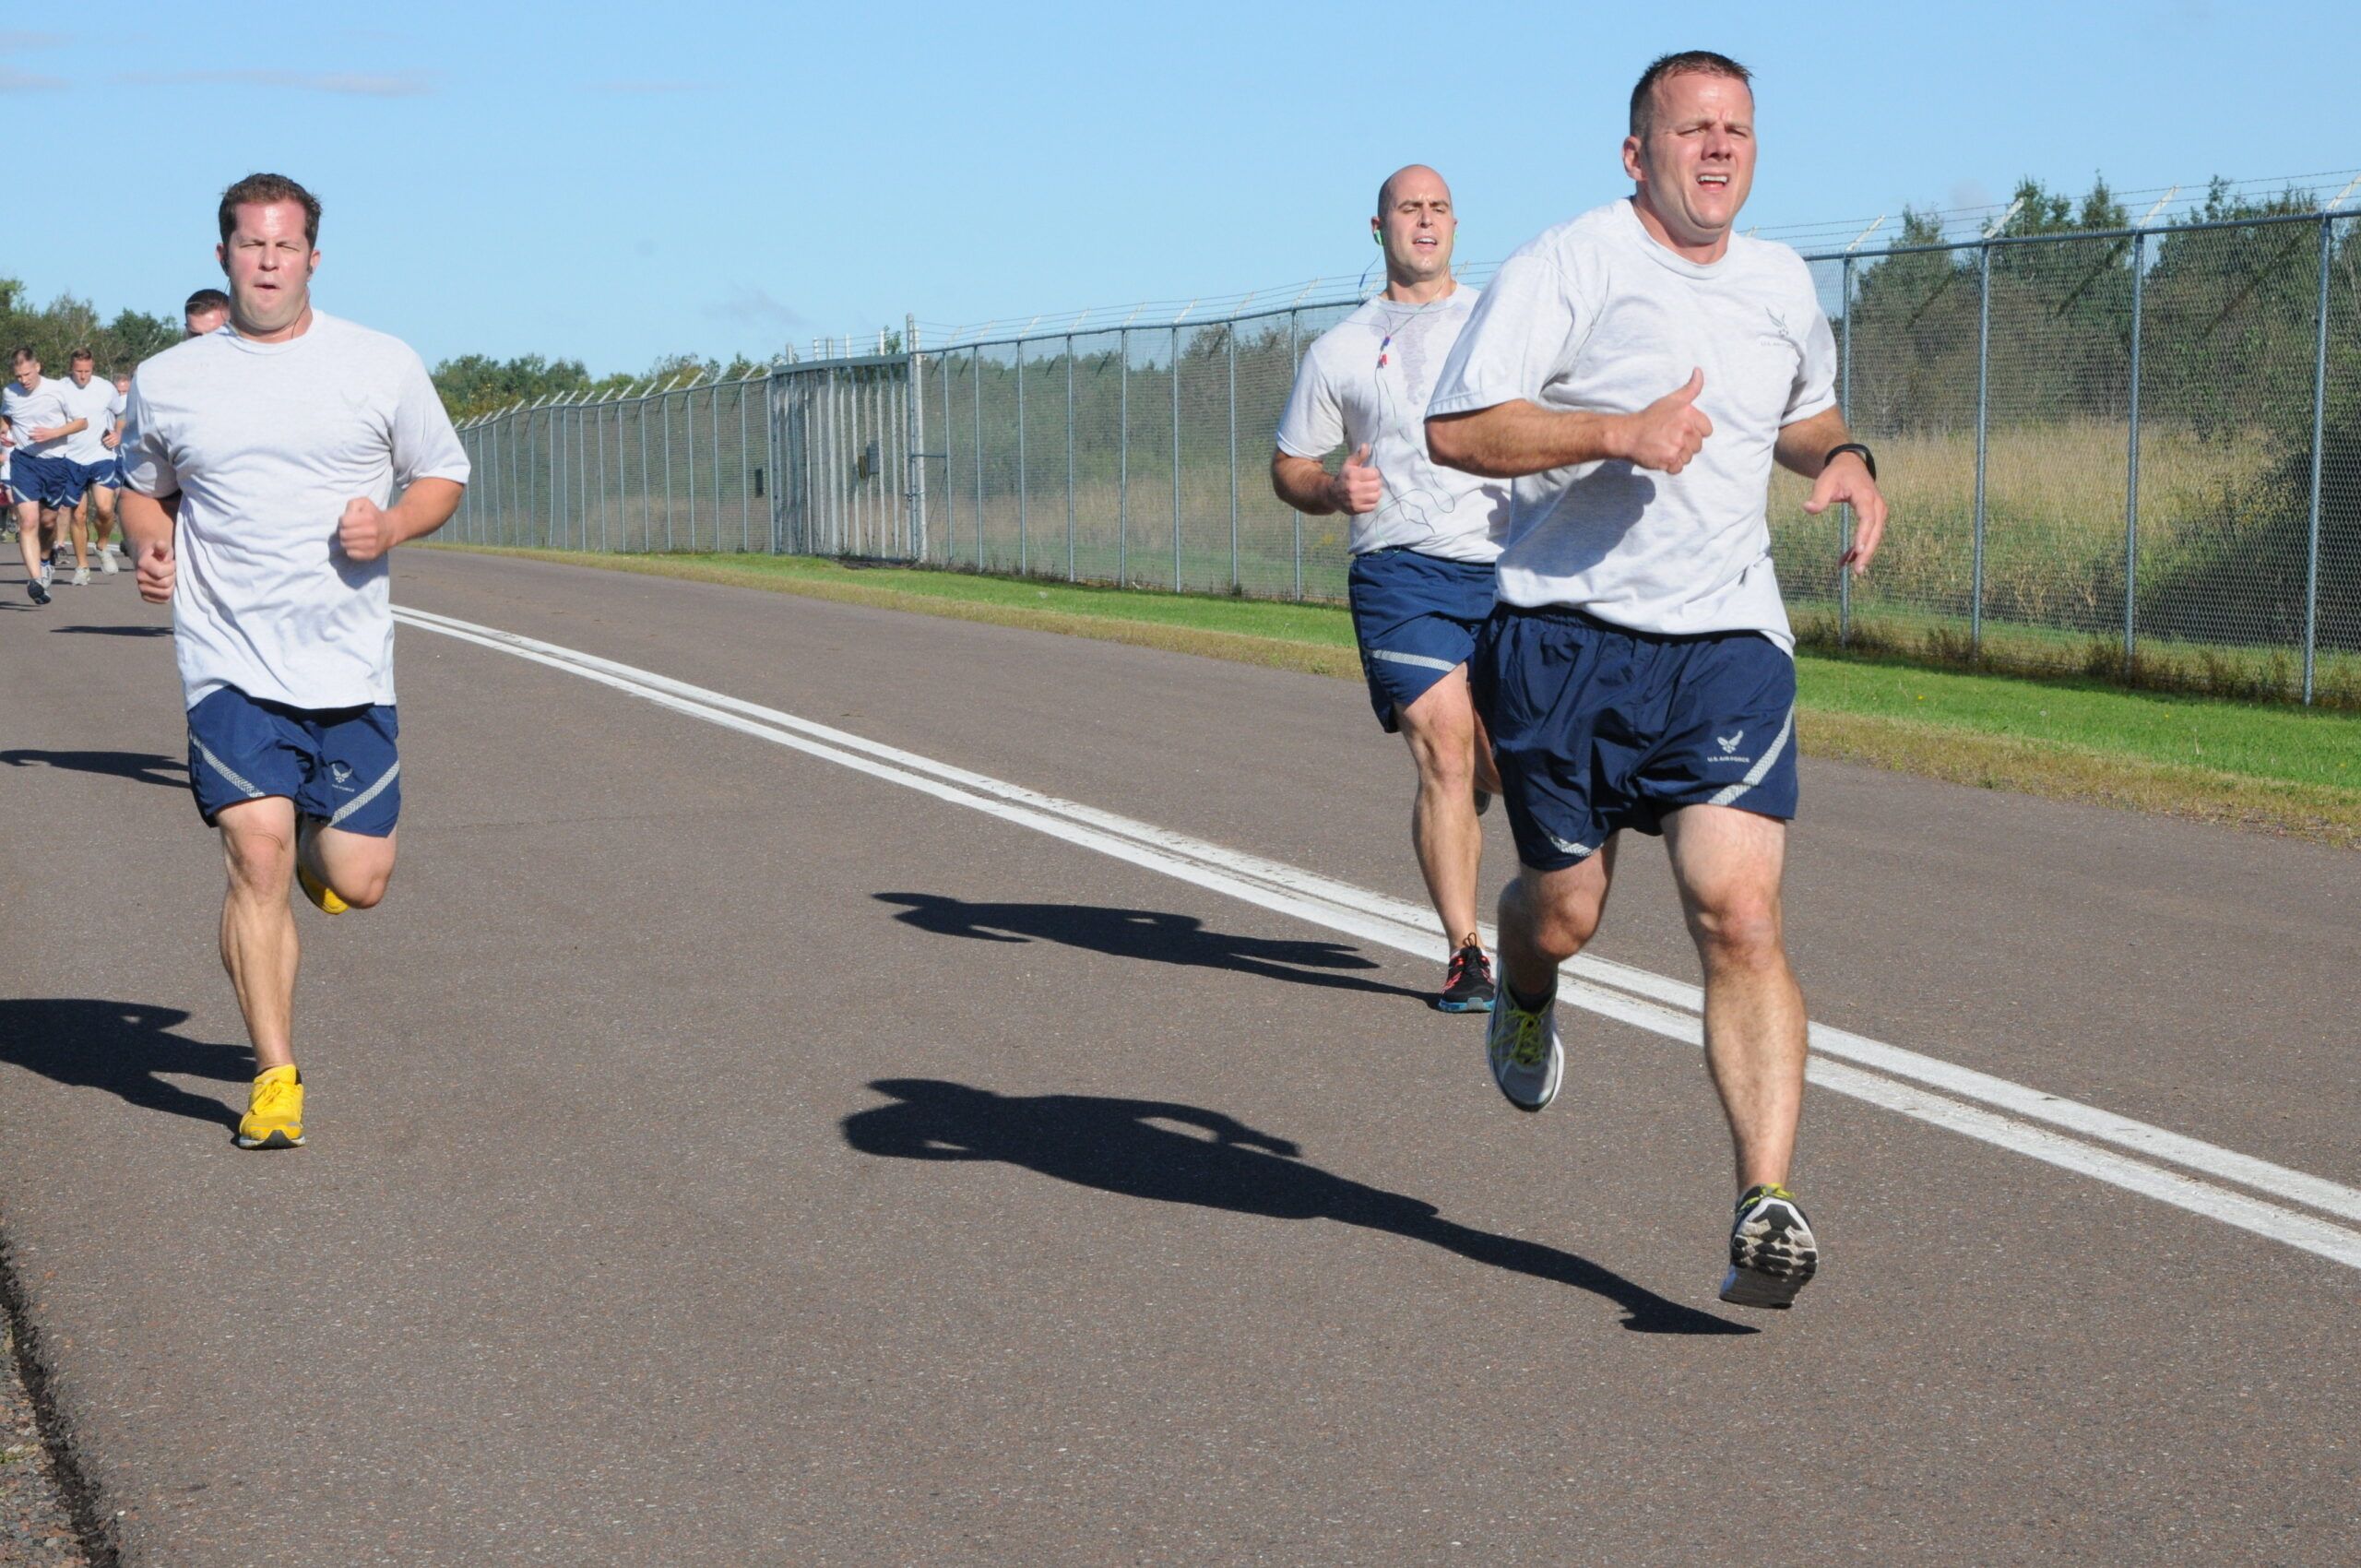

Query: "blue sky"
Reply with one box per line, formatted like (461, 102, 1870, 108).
(2, 1, 2350, 373)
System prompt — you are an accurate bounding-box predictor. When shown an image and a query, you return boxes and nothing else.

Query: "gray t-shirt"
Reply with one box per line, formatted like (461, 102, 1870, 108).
(59, 375, 117, 464)
(1428, 198, 1836, 647)
(122, 310, 470, 710)
(1275, 285, 1507, 564)
(2, 377, 73, 459)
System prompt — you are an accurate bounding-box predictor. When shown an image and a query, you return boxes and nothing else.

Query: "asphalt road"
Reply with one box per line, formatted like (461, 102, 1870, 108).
(0, 547, 2354, 1566)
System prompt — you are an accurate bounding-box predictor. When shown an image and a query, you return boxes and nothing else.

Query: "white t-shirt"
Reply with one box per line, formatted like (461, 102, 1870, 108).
(1428, 198, 1837, 648)
(1, 377, 72, 459)
(106, 386, 129, 451)
(1275, 285, 1506, 564)
(59, 375, 117, 464)
(122, 310, 470, 711)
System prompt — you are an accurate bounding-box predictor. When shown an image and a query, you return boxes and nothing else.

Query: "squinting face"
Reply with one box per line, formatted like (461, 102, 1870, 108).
(12, 357, 38, 390)
(216, 199, 318, 334)
(1623, 71, 1756, 250)
(1373, 167, 1456, 283)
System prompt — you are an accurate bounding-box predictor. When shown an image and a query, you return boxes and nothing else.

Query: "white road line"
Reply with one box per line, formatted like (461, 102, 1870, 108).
(393, 605, 2361, 1272)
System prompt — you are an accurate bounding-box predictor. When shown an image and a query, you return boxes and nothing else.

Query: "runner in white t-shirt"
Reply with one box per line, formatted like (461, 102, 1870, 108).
(3, 348, 90, 606)
(118, 172, 470, 1152)
(1272, 165, 1511, 1012)
(58, 350, 119, 583)
(96, 370, 132, 571)
(1425, 52, 1890, 1311)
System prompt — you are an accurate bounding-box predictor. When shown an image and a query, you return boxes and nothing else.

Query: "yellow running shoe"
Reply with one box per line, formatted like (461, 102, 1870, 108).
(235, 1064, 305, 1149)
(294, 816, 349, 914)
(296, 861, 349, 915)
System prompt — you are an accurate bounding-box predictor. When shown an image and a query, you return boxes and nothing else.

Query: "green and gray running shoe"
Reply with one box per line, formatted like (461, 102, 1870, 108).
(1483, 984, 1562, 1111)
(1719, 1183, 1821, 1310)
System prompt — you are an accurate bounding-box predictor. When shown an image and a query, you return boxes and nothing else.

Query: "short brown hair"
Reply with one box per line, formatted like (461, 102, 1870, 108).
(184, 287, 231, 315)
(1630, 51, 1751, 138)
(9, 346, 36, 368)
(218, 172, 321, 248)
(69, 348, 93, 366)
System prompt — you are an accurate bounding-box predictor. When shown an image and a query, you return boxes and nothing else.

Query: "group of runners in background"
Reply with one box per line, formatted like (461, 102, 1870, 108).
(49, 45, 1889, 1316)
(3, 291, 229, 603)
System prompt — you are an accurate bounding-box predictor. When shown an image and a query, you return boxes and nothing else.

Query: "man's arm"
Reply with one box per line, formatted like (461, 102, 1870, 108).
(118, 490, 179, 604)
(1774, 406, 1889, 576)
(1428, 368, 1714, 480)
(338, 478, 466, 564)
(1270, 446, 1381, 517)
(30, 417, 88, 443)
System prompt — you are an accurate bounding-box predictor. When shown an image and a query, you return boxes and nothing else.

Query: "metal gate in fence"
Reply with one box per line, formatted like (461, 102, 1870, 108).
(770, 351, 923, 561)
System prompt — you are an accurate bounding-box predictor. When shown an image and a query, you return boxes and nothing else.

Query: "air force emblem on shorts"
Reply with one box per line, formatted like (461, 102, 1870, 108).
(1714, 730, 1752, 765)
(330, 762, 356, 792)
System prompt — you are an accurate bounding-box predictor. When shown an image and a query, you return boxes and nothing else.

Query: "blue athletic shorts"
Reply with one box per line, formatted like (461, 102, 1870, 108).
(6, 452, 84, 509)
(1346, 548, 1498, 733)
(186, 687, 402, 837)
(1472, 606, 1797, 871)
(75, 457, 117, 492)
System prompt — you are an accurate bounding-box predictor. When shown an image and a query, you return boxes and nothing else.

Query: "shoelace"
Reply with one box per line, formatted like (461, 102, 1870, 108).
(1497, 1005, 1548, 1069)
(251, 1076, 300, 1121)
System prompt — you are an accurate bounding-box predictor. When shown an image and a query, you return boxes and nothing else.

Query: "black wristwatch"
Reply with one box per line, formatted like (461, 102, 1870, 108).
(1823, 442, 1877, 481)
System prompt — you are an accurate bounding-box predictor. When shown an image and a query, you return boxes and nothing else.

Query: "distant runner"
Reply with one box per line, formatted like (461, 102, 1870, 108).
(1427, 51, 1891, 1309)
(4, 347, 91, 605)
(183, 287, 230, 338)
(58, 350, 120, 581)
(119, 173, 470, 1150)
(1272, 164, 1511, 1013)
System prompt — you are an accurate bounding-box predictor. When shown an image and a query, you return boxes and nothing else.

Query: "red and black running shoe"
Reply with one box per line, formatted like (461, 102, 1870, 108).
(1437, 942, 1496, 1014)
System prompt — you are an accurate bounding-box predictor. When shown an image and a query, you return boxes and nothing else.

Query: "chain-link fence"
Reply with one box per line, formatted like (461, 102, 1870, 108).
(450, 208, 2361, 705)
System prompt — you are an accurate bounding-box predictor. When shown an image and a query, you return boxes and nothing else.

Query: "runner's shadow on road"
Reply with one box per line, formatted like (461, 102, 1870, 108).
(0, 1000, 243, 1129)
(0, 749, 186, 789)
(47, 624, 172, 636)
(842, 1079, 1752, 1336)
(875, 892, 1427, 1001)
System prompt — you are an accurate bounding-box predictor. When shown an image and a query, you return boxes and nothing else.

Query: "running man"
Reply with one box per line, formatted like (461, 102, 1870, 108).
(4, 347, 90, 605)
(1425, 51, 1890, 1309)
(118, 172, 470, 1150)
(58, 350, 120, 579)
(96, 369, 134, 569)
(1272, 165, 1511, 1013)
(184, 287, 230, 338)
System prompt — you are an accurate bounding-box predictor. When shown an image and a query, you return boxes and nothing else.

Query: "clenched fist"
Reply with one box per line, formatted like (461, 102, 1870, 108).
(136, 540, 175, 604)
(1617, 368, 1714, 474)
(338, 497, 396, 563)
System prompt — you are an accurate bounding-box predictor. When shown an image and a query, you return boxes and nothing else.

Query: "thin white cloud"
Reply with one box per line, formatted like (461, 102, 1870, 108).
(0, 66, 68, 90)
(706, 285, 805, 330)
(118, 68, 433, 97)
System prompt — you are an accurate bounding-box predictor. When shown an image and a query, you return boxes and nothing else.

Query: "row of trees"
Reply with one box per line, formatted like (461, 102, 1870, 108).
(0, 279, 178, 377)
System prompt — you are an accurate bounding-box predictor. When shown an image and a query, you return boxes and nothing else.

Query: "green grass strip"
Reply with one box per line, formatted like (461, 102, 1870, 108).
(430, 546, 2361, 848)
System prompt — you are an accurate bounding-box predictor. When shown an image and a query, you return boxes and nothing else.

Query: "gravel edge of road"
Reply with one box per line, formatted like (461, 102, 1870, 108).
(0, 1229, 117, 1567)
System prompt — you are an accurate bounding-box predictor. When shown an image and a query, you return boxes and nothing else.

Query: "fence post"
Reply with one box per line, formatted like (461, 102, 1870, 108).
(2306, 213, 2333, 704)
(712, 382, 723, 555)
(971, 345, 984, 566)
(1973, 243, 1991, 654)
(1227, 322, 1240, 592)
(1016, 341, 1028, 576)
(1118, 330, 1129, 585)
(1289, 311, 1303, 600)
(766, 369, 781, 553)
(909, 319, 928, 561)
(1171, 324, 1182, 590)
(1838, 255, 1854, 645)
(640, 392, 652, 553)
(2124, 231, 2146, 671)
(1065, 334, 1076, 582)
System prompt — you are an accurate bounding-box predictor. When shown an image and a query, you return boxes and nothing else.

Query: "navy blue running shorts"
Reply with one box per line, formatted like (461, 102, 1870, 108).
(1346, 547, 1498, 733)
(74, 457, 117, 493)
(6, 452, 84, 510)
(186, 687, 402, 837)
(1472, 605, 1797, 871)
